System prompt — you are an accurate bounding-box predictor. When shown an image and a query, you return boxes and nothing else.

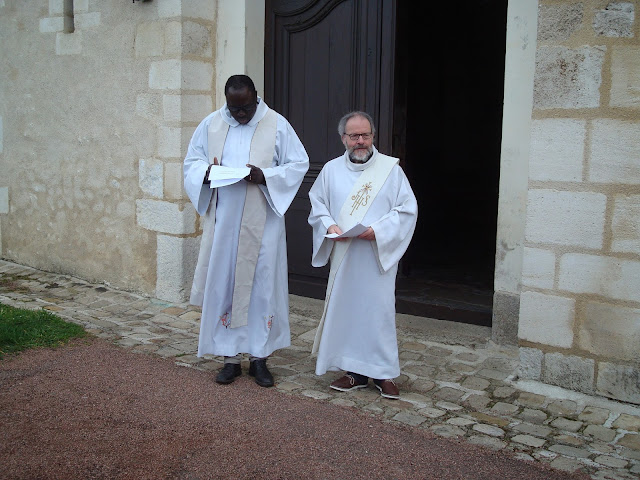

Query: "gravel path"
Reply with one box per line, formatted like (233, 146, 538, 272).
(0, 337, 589, 480)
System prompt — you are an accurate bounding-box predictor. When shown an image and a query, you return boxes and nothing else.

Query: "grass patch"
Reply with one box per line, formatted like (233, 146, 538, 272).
(0, 303, 86, 359)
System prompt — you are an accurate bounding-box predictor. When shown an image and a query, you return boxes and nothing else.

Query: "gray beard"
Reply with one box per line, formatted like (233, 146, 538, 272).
(349, 149, 373, 164)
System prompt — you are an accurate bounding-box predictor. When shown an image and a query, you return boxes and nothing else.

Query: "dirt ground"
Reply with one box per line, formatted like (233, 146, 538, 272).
(0, 336, 590, 480)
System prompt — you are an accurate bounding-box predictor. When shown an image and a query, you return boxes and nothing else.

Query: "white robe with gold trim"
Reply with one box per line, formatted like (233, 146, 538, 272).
(308, 148, 418, 379)
(184, 99, 309, 358)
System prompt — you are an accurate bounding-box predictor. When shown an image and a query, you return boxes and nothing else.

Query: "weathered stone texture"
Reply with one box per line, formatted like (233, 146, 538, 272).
(579, 406, 611, 424)
(136, 199, 196, 235)
(522, 247, 555, 289)
(612, 195, 640, 254)
(491, 291, 519, 346)
(49, 0, 65, 15)
(157, 126, 182, 158)
(182, 21, 212, 57)
(163, 162, 185, 200)
(56, 31, 82, 55)
(75, 12, 100, 29)
(610, 47, 640, 108)
(149, 60, 182, 90)
(181, 60, 214, 91)
(593, 2, 635, 37)
(579, 302, 640, 363)
(139, 158, 164, 199)
(135, 23, 164, 57)
(40, 17, 64, 33)
(559, 254, 640, 303)
(157, 0, 181, 18)
(180, 95, 213, 123)
(537, 3, 584, 42)
(157, 0, 215, 21)
(165, 22, 182, 56)
(155, 234, 199, 303)
(597, 362, 640, 404)
(529, 119, 585, 182)
(525, 189, 606, 248)
(589, 120, 640, 184)
(534, 46, 605, 109)
(136, 94, 163, 121)
(519, 291, 574, 348)
(518, 347, 543, 380)
(543, 352, 595, 394)
(75, 0, 89, 13)
(0, 187, 8, 214)
(613, 413, 640, 431)
(163, 95, 182, 123)
(619, 432, 640, 450)
(584, 424, 617, 442)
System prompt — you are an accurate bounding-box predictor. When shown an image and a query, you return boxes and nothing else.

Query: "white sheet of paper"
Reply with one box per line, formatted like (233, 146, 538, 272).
(208, 166, 251, 188)
(324, 223, 368, 239)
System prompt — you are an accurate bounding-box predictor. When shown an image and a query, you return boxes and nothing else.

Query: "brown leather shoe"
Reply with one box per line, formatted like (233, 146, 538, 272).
(330, 374, 368, 392)
(373, 379, 399, 399)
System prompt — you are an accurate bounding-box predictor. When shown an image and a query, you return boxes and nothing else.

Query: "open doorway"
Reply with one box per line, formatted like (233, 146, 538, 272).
(393, 1, 508, 326)
(265, 0, 508, 327)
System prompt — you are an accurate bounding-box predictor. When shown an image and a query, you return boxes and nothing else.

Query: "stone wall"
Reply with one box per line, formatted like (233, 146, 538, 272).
(133, 0, 216, 302)
(0, 0, 214, 301)
(518, 1, 640, 404)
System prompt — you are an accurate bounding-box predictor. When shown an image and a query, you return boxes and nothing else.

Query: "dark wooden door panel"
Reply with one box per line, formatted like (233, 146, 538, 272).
(266, 0, 396, 298)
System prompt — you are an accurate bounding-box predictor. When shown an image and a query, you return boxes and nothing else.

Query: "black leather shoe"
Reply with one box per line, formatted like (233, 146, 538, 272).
(216, 363, 241, 384)
(249, 359, 274, 387)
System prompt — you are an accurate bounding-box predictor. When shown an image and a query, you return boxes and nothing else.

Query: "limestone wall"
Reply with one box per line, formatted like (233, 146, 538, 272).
(518, 1, 640, 404)
(0, 0, 215, 300)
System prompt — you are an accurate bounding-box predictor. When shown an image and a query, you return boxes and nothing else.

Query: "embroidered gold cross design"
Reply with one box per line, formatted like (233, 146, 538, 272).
(350, 182, 372, 215)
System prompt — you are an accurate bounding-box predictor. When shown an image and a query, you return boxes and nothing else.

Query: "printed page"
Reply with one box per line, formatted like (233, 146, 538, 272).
(208, 166, 251, 188)
(324, 223, 368, 239)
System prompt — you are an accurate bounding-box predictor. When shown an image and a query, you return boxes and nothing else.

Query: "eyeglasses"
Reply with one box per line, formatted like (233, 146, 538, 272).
(228, 102, 257, 114)
(344, 132, 373, 141)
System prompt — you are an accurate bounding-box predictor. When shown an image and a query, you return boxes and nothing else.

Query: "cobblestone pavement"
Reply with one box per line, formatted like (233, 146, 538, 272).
(1, 259, 639, 479)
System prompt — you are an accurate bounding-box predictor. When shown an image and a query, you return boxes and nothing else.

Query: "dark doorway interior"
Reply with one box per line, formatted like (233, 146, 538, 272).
(392, 1, 507, 326)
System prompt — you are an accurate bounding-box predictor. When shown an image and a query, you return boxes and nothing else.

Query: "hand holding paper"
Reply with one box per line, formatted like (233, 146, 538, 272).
(324, 223, 369, 239)
(208, 166, 251, 188)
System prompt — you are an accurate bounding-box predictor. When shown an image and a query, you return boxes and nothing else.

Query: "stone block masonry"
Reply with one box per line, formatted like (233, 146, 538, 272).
(589, 120, 640, 184)
(558, 255, 640, 304)
(519, 292, 574, 348)
(612, 194, 640, 253)
(136, 200, 196, 235)
(525, 190, 607, 249)
(132, 3, 215, 303)
(519, 0, 640, 405)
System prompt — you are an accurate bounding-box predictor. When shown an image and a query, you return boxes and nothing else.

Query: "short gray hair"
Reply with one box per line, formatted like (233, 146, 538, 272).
(337, 111, 376, 137)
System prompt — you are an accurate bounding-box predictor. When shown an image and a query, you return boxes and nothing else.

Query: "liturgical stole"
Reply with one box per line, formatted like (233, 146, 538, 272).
(312, 153, 398, 354)
(190, 109, 277, 328)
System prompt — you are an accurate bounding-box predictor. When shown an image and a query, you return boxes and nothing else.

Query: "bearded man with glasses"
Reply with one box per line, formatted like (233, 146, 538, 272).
(308, 111, 418, 399)
(184, 75, 309, 388)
